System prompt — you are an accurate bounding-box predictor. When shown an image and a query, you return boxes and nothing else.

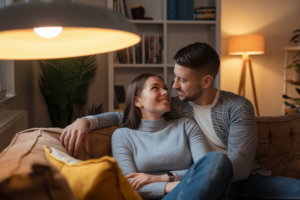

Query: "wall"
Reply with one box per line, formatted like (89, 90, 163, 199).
(221, 0, 300, 116)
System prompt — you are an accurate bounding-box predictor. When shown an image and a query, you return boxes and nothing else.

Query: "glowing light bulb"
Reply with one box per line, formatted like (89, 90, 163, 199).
(34, 27, 63, 38)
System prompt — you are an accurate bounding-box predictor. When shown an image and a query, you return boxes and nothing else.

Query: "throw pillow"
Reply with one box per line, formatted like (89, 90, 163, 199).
(44, 146, 141, 200)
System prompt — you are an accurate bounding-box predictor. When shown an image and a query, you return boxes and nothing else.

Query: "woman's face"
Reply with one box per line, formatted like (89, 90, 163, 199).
(135, 76, 171, 120)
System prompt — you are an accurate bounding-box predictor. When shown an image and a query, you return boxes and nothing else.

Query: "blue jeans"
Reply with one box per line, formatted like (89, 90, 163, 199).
(231, 174, 300, 200)
(160, 152, 233, 200)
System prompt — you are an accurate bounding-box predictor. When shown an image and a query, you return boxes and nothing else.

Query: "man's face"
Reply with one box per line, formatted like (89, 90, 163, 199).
(173, 63, 203, 102)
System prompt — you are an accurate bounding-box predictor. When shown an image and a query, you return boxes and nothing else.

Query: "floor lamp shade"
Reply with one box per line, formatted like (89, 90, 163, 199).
(228, 35, 264, 55)
(0, 1, 140, 60)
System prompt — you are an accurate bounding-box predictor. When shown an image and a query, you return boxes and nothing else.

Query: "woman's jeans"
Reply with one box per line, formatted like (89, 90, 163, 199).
(161, 151, 233, 200)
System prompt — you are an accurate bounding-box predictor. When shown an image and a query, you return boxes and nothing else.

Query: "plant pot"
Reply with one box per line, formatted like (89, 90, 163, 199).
(293, 73, 300, 82)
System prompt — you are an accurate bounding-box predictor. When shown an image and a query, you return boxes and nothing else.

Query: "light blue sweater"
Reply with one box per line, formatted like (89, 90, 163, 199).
(111, 117, 208, 199)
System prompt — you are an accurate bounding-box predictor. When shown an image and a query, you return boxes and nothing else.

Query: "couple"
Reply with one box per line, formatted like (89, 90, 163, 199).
(60, 43, 300, 200)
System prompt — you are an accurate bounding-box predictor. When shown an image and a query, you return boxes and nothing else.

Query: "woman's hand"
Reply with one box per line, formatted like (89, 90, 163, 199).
(164, 181, 180, 194)
(125, 173, 168, 190)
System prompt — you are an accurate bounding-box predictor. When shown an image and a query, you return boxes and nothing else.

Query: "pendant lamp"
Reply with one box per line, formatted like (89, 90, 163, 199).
(0, 0, 140, 60)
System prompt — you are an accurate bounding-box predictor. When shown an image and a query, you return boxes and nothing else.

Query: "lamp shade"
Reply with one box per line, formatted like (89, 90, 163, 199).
(228, 34, 264, 55)
(0, 1, 140, 60)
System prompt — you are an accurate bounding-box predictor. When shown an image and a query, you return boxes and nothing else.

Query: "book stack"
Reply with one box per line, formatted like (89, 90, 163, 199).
(167, 0, 194, 20)
(114, 35, 163, 64)
(145, 35, 163, 64)
(115, 48, 134, 64)
(194, 7, 216, 21)
(113, 0, 129, 18)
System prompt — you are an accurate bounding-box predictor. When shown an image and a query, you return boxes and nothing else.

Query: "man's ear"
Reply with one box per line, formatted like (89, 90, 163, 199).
(202, 75, 214, 89)
(134, 96, 142, 108)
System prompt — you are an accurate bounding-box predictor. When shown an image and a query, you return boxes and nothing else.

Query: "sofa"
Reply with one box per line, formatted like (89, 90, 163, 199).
(0, 114, 299, 199)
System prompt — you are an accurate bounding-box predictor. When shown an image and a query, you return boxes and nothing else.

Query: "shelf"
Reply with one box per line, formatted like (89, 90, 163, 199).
(0, 94, 16, 104)
(114, 64, 165, 68)
(285, 80, 300, 86)
(167, 20, 216, 25)
(128, 20, 164, 24)
(284, 46, 300, 51)
(127, 20, 216, 25)
(167, 64, 175, 67)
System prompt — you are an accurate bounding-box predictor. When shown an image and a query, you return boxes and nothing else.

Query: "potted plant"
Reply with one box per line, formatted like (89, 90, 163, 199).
(283, 88, 300, 113)
(287, 58, 300, 82)
(39, 55, 103, 128)
(290, 29, 300, 46)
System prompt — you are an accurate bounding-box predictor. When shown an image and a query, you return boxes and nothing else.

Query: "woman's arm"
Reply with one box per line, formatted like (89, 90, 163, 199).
(112, 130, 170, 199)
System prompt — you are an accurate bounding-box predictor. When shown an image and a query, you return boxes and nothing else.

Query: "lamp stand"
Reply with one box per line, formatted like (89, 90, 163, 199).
(238, 56, 260, 116)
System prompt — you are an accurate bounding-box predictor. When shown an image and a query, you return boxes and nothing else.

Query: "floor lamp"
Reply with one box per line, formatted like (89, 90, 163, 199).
(228, 34, 265, 116)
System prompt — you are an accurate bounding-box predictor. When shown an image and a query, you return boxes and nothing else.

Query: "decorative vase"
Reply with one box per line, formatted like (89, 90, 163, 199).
(293, 73, 300, 82)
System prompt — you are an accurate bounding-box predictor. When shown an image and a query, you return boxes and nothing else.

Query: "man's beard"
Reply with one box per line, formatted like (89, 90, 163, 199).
(178, 86, 203, 102)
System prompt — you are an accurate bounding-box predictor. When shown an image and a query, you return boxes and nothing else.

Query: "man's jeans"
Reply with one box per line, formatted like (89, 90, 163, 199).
(161, 151, 233, 200)
(231, 174, 300, 200)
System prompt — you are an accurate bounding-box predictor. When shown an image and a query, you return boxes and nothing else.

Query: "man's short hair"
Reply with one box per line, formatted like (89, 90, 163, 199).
(173, 42, 220, 80)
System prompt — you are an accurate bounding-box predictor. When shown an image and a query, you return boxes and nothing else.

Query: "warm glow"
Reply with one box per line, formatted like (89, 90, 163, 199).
(0, 27, 140, 60)
(228, 35, 264, 55)
(34, 27, 63, 38)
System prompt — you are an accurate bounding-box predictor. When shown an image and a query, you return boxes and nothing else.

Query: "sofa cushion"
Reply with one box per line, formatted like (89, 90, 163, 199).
(44, 145, 142, 200)
(255, 114, 300, 179)
(0, 128, 75, 200)
(76, 126, 119, 160)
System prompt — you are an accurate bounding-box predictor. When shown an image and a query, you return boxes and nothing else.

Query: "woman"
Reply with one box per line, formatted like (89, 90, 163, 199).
(112, 73, 233, 200)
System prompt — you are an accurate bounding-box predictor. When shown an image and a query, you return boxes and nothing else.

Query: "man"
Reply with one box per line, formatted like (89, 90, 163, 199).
(61, 43, 300, 199)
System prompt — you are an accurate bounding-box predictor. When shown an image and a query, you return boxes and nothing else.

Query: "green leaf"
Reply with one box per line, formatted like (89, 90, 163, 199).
(287, 64, 294, 69)
(290, 34, 300, 42)
(88, 103, 103, 115)
(283, 94, 292, 99)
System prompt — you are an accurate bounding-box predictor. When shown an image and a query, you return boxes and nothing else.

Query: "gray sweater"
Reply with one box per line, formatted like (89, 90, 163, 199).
(111, 117, 208, 199)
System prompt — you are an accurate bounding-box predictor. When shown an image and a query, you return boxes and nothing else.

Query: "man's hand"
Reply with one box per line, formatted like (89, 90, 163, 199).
(164, 181, 180, 194)
(60, 118, 90, 156)
(125, 173, 169, 190)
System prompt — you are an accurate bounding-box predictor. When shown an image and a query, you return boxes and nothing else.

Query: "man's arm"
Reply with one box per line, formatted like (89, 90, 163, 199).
(84, 112, 124, 130)
(60, 112, 123, 156)
(228, 97, 257, 182)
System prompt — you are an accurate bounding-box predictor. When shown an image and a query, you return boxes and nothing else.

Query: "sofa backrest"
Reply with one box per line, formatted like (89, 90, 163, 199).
(255, 114, 300, 179)
(255, 114, 300, 159)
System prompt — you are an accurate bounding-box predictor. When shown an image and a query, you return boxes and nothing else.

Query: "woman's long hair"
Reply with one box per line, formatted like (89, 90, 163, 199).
(122, 73, 170, 129)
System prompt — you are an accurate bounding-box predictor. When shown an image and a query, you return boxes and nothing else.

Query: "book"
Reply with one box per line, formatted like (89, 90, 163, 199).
(167, 0, 177, 20)
(194, 7, 216, 13)
(195, 14, 216, 19)
(145, 36, 149, 63)
(126, 48, 130, 64)
(177, 0, 193, 20)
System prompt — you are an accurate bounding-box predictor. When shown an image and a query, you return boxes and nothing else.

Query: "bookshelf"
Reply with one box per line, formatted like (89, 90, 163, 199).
(107, 0, 221, 112)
